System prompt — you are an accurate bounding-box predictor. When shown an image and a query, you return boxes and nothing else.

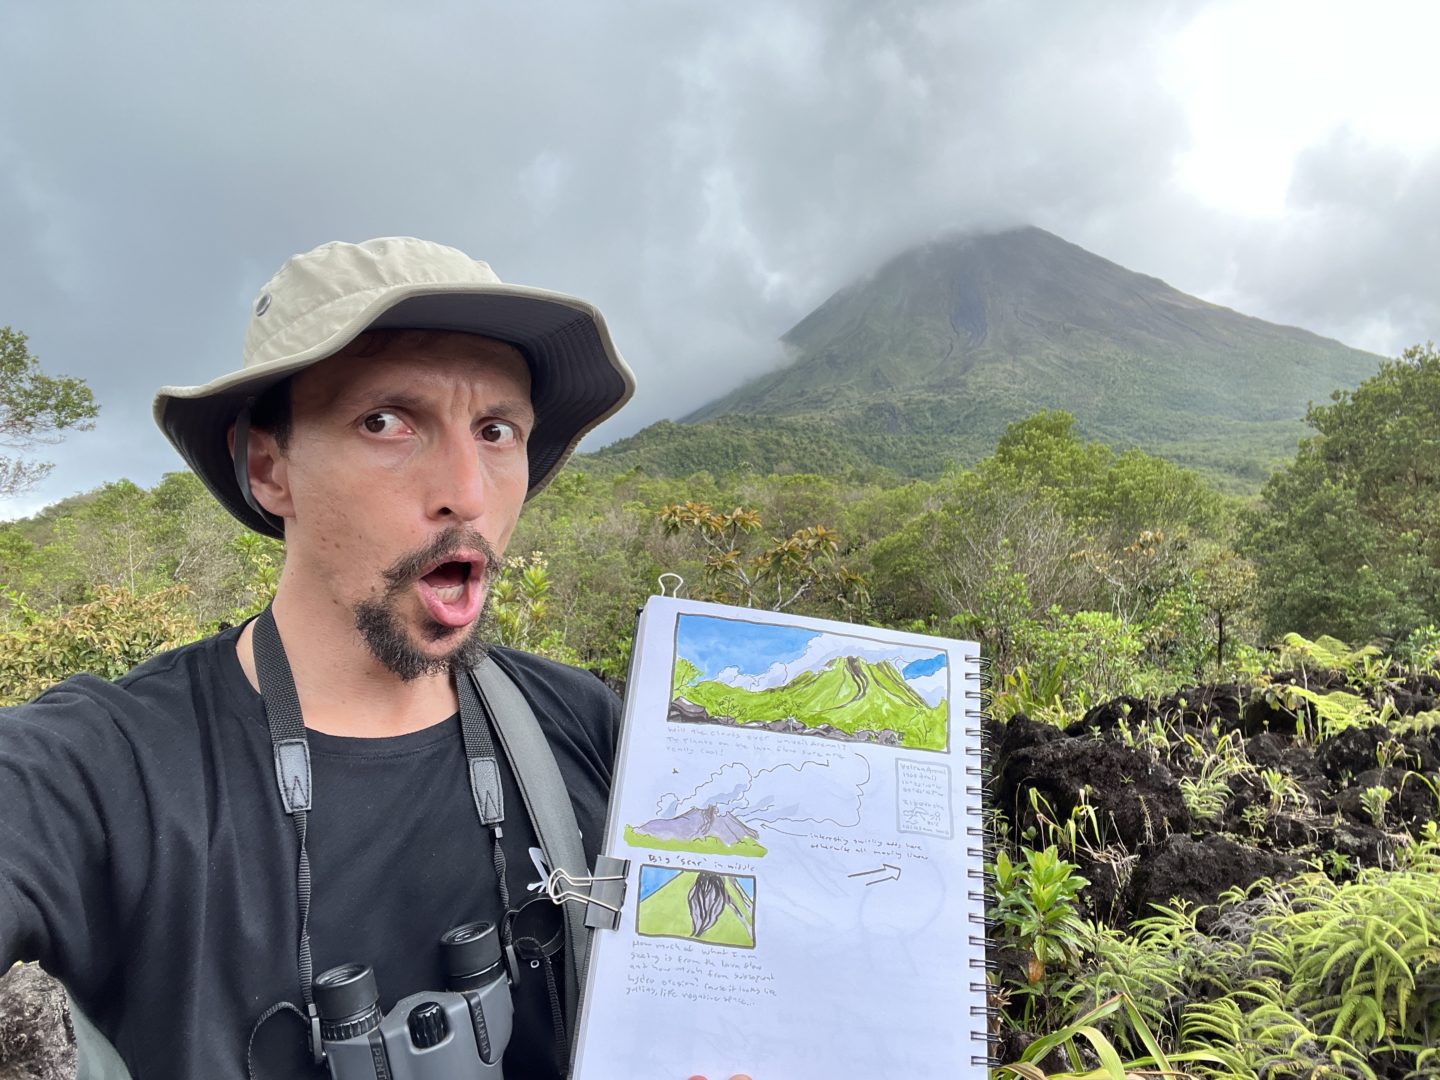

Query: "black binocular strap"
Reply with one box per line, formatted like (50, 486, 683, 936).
(469, 658, 592, 1050)
(457, 671, 510, 912)
(247, 606, 513, 1071)
(251, 607, 323, 1063)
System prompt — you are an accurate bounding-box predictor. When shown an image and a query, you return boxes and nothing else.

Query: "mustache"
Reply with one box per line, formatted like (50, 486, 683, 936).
(380, 527, 498, 591)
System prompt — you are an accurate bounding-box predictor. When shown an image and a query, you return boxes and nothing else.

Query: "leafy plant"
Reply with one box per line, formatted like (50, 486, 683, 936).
(1240, 804, 1270, 838)
(1322, 849, 1353, 880)
(1277, 631, 1383, 677)
(1177, 839, 1440, 1076)
(996, 993, 1210, 1079)
(490, 552, 577, 662)
(1360, 785, 1393, 829)
(1181, 980, 1377, 1079)
(1392, 709, 1440, 738)
(1280, 855, 1440, 1048)
(992, 661, 1069, 724)
(1023, 788, 1109, 860)
(0, 584, 199, 705)
(1396, 624, 1440, 675)
(993, 846, 1092, 1029)
(1376, 738, 1412, 770)
(1258, 768, 1308, 817)
(656, 500, 866, 612)
(1072, 913, 1194, 1054)
(1178, 732, 1249, 826)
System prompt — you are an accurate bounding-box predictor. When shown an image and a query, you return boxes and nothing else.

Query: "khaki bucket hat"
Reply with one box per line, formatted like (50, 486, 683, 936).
(154, 237, 636, 539)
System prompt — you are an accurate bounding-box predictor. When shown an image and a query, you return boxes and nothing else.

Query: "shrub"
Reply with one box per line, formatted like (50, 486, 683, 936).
(0, 585, 200, 705)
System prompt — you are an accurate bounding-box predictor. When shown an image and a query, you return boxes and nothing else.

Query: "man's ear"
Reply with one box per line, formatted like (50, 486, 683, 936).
(228, 421, 293, 521)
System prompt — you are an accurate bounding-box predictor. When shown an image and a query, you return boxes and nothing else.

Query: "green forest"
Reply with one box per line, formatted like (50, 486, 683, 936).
(3, 341, 1440, 1077)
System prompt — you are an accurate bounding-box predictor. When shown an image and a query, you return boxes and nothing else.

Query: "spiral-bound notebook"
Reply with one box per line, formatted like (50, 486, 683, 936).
(569, 596, 992, 1079)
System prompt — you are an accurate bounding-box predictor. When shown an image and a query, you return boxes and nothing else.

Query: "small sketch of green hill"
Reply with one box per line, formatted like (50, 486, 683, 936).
(623, 825, 768, 857)
(636, 872, 756, 948)
(677, 656, 946, 750)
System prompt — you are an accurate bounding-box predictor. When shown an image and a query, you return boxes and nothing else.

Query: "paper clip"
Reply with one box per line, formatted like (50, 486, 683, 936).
(540, 858, 631, 931)
(657, 572, 684, 598)
(543, 867, 626, 914)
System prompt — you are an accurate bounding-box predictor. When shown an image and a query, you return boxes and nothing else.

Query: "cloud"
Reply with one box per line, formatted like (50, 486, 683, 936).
(906, 670, 948, 708)
(718, 632, 944, 692)
(665, 755, 871, 828)
(1, 0, 1435, 514)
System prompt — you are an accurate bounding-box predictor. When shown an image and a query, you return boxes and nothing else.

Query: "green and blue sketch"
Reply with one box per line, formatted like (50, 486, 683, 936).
(669, 614, 950, 751)
(636, 866, 757, 949)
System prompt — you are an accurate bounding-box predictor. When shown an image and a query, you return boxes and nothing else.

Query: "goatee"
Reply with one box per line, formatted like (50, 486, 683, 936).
(354, 527, 500, 682)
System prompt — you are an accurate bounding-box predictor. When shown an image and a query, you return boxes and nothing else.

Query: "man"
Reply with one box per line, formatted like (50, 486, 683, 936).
(0, 237, 635, 1078)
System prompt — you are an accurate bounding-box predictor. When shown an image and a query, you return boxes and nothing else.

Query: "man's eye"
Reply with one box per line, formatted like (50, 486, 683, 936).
(361, 411, 404, 434)
(479, 421, 520, 445)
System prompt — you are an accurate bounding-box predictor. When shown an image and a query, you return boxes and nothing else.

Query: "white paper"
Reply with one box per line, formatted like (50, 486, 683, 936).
(571, 596, 989, 1080)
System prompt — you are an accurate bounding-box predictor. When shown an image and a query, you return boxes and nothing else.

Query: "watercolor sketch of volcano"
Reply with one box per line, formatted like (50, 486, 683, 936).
(626, 755, 871, 857)
(669, 614, 950, 752)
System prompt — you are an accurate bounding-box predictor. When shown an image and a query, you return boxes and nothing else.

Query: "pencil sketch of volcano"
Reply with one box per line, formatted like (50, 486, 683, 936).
(633, 805, 762, 846)
(624, 756, 871, 858)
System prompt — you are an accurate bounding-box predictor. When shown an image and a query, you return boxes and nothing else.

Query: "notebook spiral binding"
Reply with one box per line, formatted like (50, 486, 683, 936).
(963, 655, 1000, 1069)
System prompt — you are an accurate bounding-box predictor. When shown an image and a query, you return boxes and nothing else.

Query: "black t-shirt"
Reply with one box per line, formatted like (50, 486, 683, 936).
(0, 624, 619, 1079)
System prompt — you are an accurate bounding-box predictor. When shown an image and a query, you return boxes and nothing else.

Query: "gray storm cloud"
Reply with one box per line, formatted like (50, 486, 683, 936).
(1, 0, 1433, 514)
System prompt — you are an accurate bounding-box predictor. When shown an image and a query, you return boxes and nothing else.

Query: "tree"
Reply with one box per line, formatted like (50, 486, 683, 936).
(1245, 344, 1440, 641)
(656, 501, 867, 614)
(0, 327, 99, 497)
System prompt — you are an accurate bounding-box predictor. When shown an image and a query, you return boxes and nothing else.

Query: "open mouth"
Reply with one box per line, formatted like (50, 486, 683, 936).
(414, 553, 486, 628)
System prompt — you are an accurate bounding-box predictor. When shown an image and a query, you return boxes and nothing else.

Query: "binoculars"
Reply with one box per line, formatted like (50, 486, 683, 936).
(314, 921, 513, 1080)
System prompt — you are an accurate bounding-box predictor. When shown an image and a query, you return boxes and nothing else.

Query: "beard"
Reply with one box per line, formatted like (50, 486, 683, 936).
(353, 526, 500, 682)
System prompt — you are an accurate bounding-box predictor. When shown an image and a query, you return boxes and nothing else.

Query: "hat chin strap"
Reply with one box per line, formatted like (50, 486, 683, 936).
(232, 404, 287, 535)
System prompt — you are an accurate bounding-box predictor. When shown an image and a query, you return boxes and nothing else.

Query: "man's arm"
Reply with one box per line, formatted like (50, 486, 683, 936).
(0, 678, 144, 990)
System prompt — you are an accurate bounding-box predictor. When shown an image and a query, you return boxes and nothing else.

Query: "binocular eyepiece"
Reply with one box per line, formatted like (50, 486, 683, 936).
(315, 921, 513, 1079)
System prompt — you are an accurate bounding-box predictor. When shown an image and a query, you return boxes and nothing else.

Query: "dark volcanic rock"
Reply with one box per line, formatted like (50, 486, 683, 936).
(1316, 819, 1391, 867)
(1068, 695, 1150, 736)
(997, 713, 1063, 762)
(1388, 686, 1438, 716)
(998, 730, 1190, 851)
(1241, 696, 1299, 737)
(1334, 766, 1438, 830)
(0, 964, 75, 1080)
(1157, 683, 1247, 732)
(1317, 724, 1389, 781)
(1244, 731, 1296, 770)
(668, 697, 715, 724)
(1128, 834, 1300, 926)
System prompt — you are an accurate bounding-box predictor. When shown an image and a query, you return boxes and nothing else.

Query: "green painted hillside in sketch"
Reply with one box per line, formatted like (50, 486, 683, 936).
(675, 655, 947, 751)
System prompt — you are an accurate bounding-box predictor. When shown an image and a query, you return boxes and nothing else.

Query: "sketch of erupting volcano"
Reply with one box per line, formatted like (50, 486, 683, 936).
(624, 755, 871, 857)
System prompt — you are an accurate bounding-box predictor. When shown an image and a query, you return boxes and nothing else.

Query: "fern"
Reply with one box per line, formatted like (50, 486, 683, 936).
(1278, 632, 1384, 675)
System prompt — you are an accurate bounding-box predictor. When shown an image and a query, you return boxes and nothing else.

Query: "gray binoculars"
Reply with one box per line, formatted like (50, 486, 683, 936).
(314, 921, 513, 1080)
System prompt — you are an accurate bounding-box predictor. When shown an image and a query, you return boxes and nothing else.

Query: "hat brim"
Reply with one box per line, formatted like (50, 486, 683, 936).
(154, 284, 635, 539)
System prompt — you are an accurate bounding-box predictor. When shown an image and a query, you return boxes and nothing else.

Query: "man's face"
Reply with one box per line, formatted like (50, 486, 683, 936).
(268, 331, 534, 679)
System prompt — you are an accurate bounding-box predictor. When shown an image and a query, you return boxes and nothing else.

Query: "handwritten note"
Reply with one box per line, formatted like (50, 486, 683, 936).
(625, 939, 777, 1008)
(896, 759, 953, 838)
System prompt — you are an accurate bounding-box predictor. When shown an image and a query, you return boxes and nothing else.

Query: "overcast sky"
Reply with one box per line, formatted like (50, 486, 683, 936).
(3, 0, 1438, 517)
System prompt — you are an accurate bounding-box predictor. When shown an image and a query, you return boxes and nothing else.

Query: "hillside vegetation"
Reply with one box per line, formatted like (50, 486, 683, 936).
(3, 337, 1439, 1077)
(595, 227, 1382, 494)
(5, 347, 1439, 698)
(677, 656, 949, 750)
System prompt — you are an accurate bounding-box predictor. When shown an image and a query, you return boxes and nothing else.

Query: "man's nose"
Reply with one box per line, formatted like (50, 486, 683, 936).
(426, 428, 489, 522)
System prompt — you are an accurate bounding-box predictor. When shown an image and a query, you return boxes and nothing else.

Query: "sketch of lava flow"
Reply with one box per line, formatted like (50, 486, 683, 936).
(624, 755, 871, 857)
